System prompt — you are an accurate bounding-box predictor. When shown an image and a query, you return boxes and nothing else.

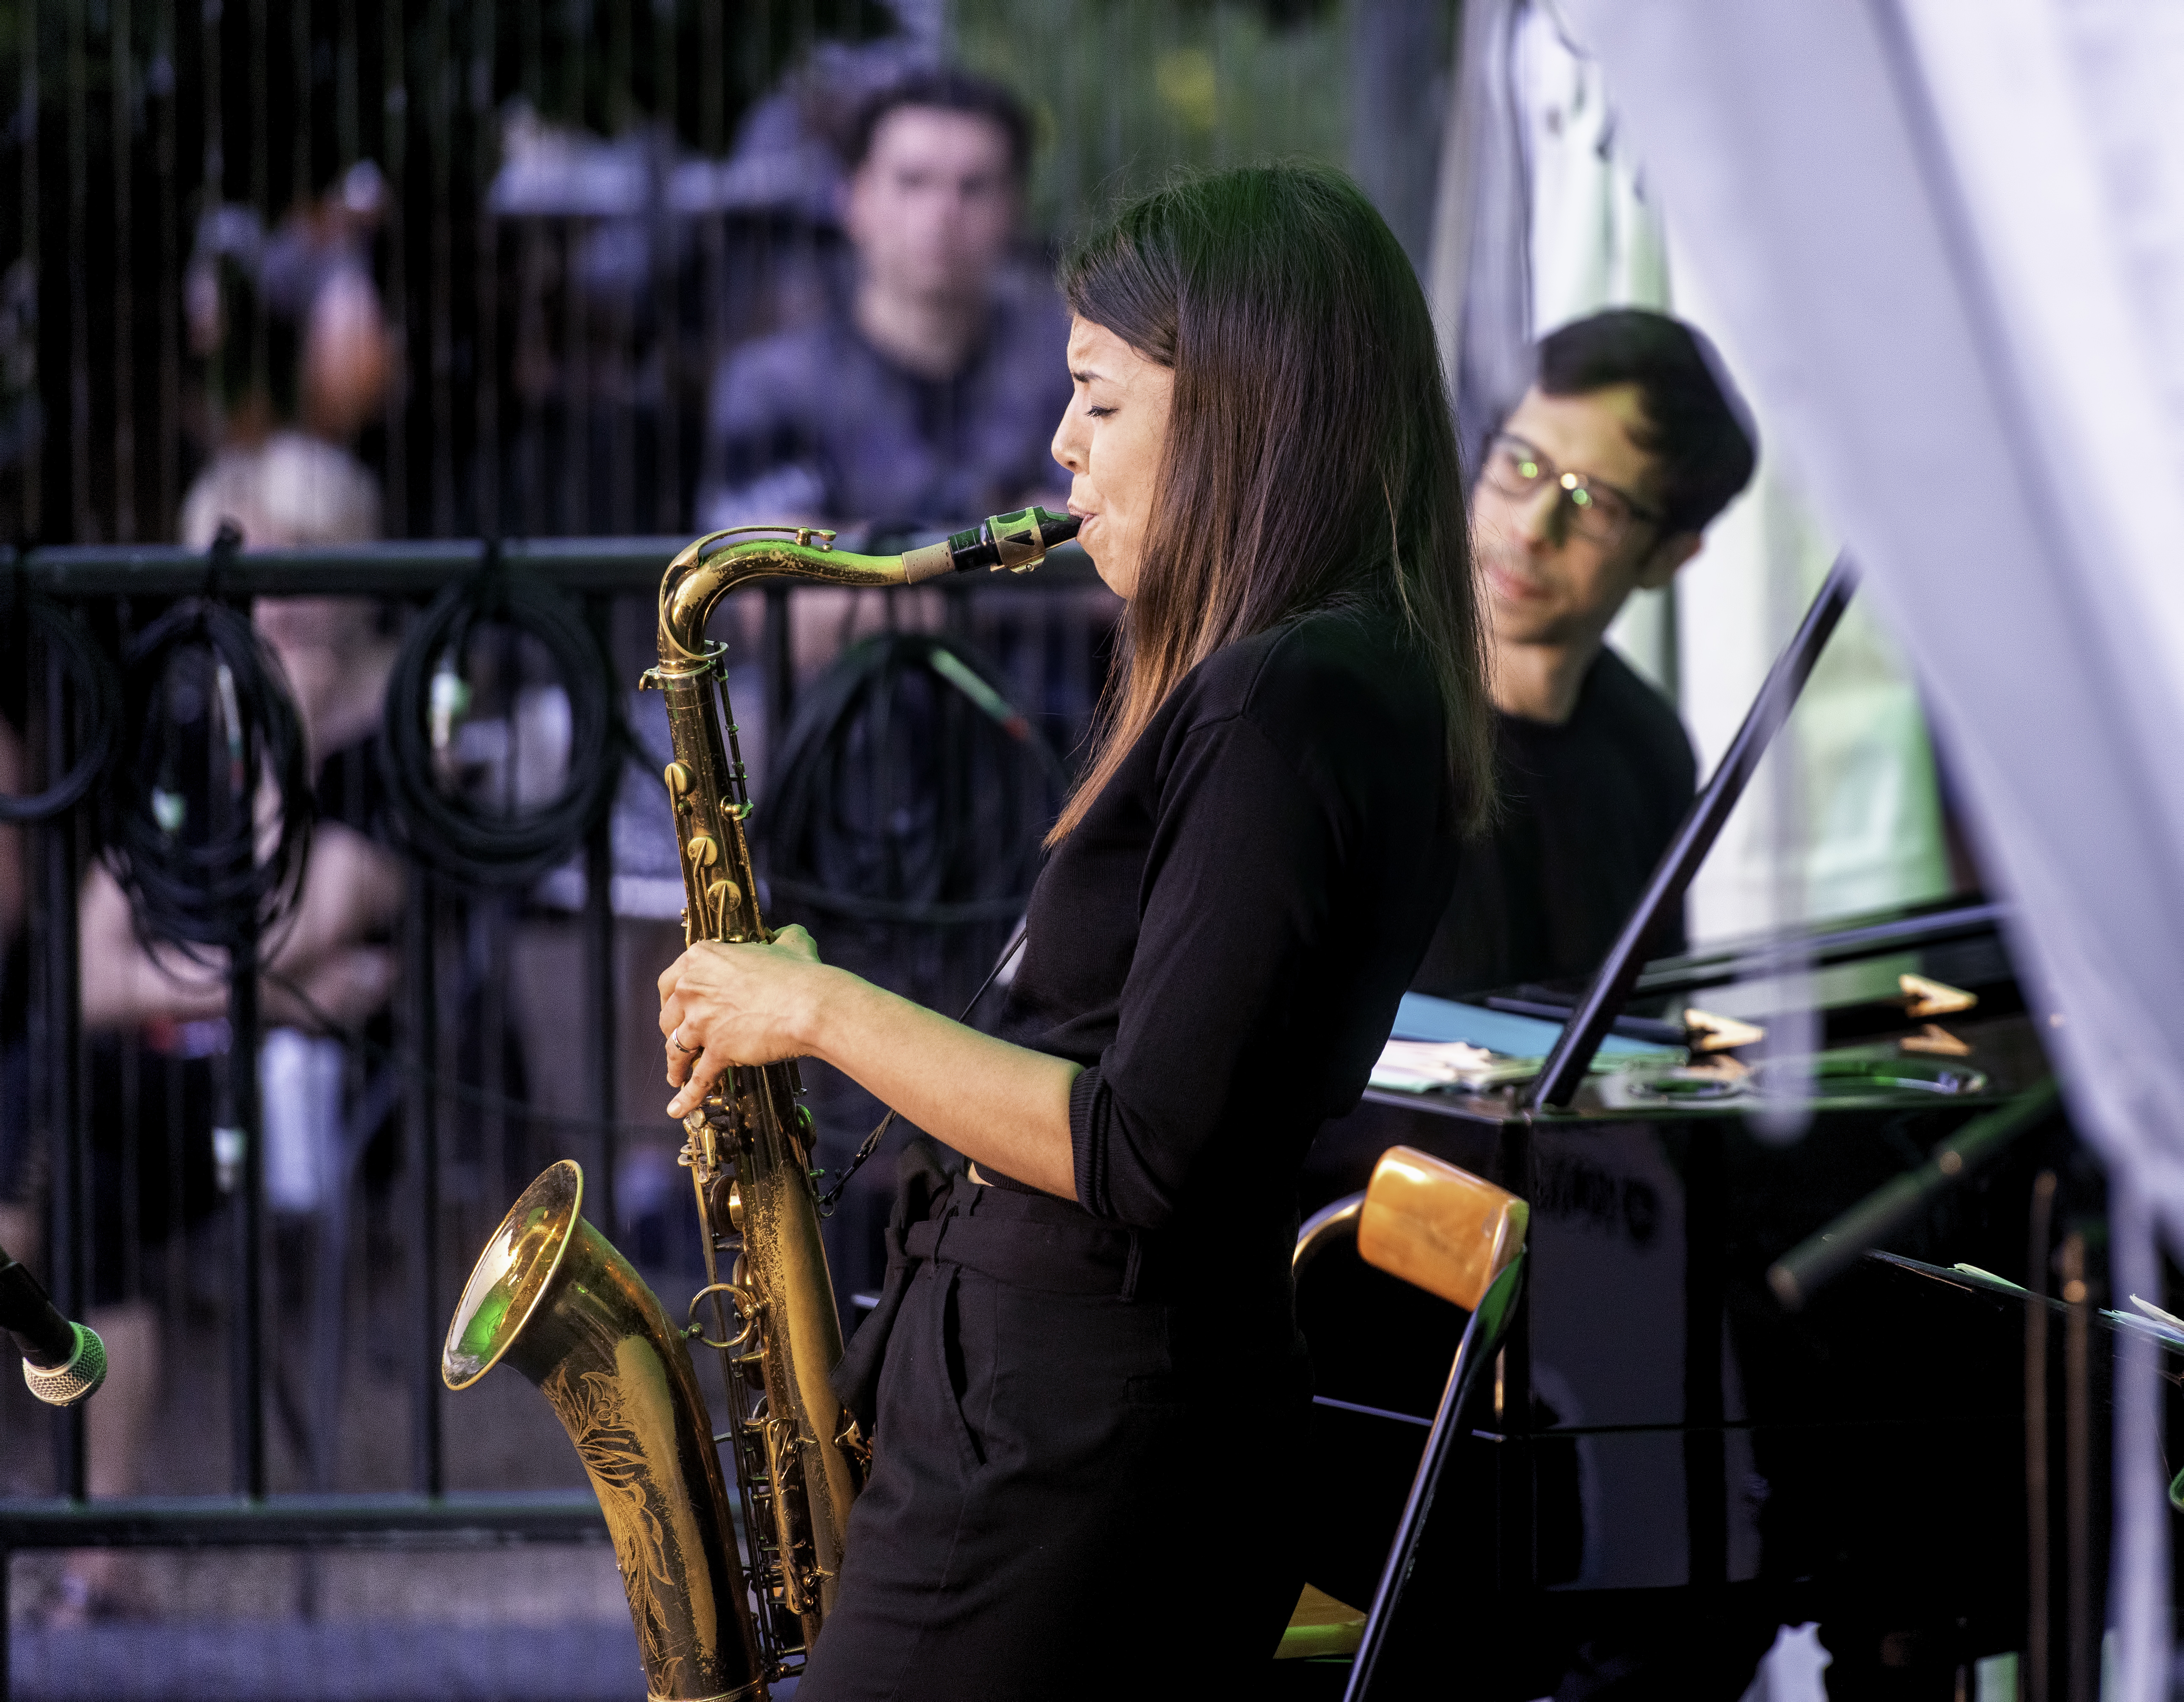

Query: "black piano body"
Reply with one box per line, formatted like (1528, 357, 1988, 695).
(1296, 898, 2096, 1695)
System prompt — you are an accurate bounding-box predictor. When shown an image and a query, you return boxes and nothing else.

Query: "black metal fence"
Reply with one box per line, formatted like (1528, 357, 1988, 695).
(0, 536, 1116, 1699)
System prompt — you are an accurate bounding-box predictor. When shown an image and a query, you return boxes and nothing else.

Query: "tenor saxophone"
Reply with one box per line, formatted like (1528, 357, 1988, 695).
(445, 508, 1080, 1699)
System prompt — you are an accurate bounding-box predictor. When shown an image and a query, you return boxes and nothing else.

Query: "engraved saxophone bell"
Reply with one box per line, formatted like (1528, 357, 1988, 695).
(444, 1161, 764, 1702)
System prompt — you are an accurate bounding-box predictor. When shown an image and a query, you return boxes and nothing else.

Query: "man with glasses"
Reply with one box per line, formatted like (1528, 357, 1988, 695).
(1414, 307, 1757, 997)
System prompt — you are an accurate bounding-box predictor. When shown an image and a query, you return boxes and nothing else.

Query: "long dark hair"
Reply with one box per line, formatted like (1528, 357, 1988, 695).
(1052, 162, 1493, 841)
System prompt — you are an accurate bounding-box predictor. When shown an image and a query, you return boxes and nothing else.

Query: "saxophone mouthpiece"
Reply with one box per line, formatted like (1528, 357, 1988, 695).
(905, 507, 1081, 583)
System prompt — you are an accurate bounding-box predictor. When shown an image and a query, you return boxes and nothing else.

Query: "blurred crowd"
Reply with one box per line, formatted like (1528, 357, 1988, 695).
(0, 54, 1072, 1625)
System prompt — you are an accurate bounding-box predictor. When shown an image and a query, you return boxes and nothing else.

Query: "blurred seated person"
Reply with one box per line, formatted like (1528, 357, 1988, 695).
(1412, 308, 1757, 999)
(179, 162, 398, 840)
(181, 160, 391, 561)
(6, 174, 405, 1622)
(164, 160, 403, 1037)
(697, 69, 1071, 533)
(1, 705, 386, 1620)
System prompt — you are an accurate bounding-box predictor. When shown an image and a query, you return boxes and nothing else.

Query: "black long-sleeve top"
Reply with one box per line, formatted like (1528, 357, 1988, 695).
(990, 597, 1464, 1301)
(1410, 648, 1694, 998)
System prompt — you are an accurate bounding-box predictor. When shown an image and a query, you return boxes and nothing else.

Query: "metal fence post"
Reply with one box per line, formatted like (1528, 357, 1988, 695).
(36, 617, 88, 1504)
(585, 591, 619, 1241)
(406, 864, 443, 1499)
(213, 579, 268, 1502)
(226, 916, 265, 1500)
(764, 582, 794, 766)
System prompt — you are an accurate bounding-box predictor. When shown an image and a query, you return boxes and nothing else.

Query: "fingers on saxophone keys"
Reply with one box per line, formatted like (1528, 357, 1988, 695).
(668, 1073, 709, 1119)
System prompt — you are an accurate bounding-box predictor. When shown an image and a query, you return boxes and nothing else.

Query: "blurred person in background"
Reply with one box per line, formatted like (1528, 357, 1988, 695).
(697, 68, 1071, 535)
(1411, 308, 1757, 1001)
(168, 153, 407, 1023)
(165, 154, 407, 1226)
(1, 167, 407, 1624)
(180, 160, 393, 554)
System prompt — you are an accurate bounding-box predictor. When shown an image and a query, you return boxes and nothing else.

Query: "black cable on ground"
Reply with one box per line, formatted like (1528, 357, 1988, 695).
(377, 548, 622, 887)
(0, 585, 121, 824)
(104, 588, 314, 957)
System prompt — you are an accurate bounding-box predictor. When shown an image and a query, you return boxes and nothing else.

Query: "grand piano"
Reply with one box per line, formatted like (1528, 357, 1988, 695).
(1295, 563, 2099, 1696)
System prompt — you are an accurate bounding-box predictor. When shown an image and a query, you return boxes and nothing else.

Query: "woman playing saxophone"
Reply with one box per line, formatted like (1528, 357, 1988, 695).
(655, 162, 1494, 1699)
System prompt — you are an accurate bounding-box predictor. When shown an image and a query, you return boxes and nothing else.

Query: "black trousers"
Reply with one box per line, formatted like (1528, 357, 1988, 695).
(801, 1185, 1309, 1701)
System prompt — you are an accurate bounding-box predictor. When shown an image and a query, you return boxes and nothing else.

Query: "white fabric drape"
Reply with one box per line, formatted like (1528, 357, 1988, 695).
(1553, 0, 2184, 1685)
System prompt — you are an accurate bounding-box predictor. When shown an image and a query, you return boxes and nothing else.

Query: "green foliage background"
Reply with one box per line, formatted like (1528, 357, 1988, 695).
(948, 0, 1351, 243)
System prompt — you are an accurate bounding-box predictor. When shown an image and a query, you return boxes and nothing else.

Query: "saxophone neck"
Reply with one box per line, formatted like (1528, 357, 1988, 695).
(655, 507, 1081, 668)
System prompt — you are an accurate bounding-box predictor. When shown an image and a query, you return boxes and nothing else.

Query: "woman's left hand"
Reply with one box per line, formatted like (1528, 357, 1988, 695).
(659, 924, 829, 1119)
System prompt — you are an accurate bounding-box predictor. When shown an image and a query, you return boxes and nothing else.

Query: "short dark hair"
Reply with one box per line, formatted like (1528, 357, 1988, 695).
(845, 69, 1033, 182)
(1534, 308, 1758, 533)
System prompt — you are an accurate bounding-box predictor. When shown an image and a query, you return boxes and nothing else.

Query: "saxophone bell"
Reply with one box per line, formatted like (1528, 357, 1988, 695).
(444, 1161, 765, 1702)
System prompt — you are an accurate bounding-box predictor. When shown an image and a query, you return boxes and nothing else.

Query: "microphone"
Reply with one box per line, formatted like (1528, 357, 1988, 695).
(0, 1244, 107, 1407)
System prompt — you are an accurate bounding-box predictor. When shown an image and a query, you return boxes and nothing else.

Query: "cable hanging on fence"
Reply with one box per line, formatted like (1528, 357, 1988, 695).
(102, 534, 315, 957)
(0, 581, 121, 824)
(377, 543, 624, 886)
(759, 630, 1070, 928)
(758, 630, 1066, 1212)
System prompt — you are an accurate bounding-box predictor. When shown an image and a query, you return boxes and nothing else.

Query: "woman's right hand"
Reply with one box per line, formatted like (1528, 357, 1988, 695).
(658, 924, 834, 1118)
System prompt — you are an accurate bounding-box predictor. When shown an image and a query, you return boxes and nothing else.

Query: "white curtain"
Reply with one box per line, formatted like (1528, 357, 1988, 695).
(1553, 0, 2184, 1685)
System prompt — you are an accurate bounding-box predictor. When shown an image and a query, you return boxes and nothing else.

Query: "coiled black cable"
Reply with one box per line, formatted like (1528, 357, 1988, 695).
(759, 630, 1068, 927)
(0, 586, 121, 824)
(377, 551, 622, 886)
(104, 593, 314, 955)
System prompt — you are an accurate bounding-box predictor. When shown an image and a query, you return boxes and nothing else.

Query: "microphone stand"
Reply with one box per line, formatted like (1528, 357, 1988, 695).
(1764, 1078, 2062, 1308)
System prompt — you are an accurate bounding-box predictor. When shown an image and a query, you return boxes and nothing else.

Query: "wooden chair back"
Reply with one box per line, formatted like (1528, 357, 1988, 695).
(1357, 1145, 1528, 1311)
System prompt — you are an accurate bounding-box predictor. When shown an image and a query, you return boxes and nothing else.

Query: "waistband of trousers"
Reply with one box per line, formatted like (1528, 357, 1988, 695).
(901, 1178, 1172, 1302)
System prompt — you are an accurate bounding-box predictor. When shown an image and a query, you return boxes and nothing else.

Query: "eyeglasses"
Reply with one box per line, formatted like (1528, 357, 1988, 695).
(1479, 433, 1666, 549)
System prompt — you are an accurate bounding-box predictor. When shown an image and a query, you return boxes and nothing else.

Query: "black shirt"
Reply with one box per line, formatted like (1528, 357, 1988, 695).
(992, 599, 1462, 1285)
(1411, 647, 1695, 999)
